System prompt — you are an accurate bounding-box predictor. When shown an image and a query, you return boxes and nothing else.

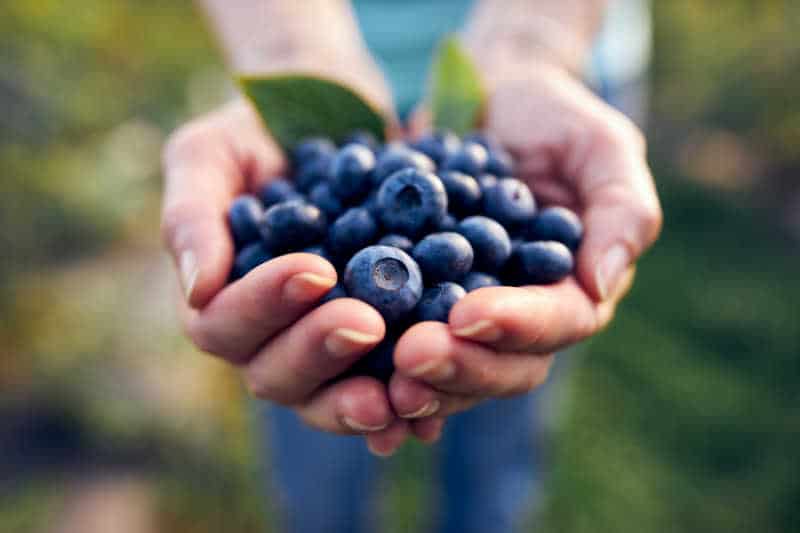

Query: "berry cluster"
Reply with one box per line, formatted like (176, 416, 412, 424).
(227, 130, 583, 380)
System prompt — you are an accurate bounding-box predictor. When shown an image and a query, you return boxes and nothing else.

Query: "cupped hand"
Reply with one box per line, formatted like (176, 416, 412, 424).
(391, 61, 662, 431)
(161, 100, 404, 442)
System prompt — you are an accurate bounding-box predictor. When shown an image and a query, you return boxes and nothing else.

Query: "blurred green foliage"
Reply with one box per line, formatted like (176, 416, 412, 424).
(1, 1, 798, 532)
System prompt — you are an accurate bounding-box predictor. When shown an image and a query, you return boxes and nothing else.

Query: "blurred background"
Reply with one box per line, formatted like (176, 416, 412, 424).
(1, 1, 798, 532)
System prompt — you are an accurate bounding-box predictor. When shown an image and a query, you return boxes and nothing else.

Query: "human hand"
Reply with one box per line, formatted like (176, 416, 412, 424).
(387, 60, 662, 444)
(161, 100, 422, 447)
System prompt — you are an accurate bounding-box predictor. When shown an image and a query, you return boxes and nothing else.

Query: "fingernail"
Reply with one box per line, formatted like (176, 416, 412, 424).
(596, 245, 631, 300)
(343, 417, 388, 433)
(367, 440, 395, 458)
(407, 359, 456, 381)
(401, 399, 440, 419)
(325, 329, 382, 358)
(452, 319, 503, 342)
(179, 250, 199, 303)
(283, 272, 337, 303)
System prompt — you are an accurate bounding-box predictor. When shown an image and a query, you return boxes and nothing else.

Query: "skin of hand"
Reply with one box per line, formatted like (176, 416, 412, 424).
(385, 59, 663, 454)
(162, 98, 443, 455)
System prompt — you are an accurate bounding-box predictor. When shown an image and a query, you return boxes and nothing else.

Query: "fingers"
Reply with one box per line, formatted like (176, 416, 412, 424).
(393, 322, 555, 397)
(242, 298, 385, 405)
(161, 101, 284, 309)
(183, 253, 338, 363)
(568, 111, 662, 302)
(390, 374, 478, 419)
(446, 274, 633, 354)
(293, 376, 395, 435)
(410, 417, 446, 444)
(365, 419, 412, 457)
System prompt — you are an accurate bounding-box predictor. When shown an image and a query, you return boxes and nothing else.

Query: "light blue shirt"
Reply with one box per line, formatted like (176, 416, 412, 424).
(351, 0, 651, 117)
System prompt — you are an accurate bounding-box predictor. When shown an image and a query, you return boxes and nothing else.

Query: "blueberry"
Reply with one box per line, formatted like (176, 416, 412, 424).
(260, 179, 303, 208)
(378, 234, 415, 254)
(232, 242, 272, 279)
(260, 200, 327, 252)
(486, 148, 514, 177)
(302, 244, 336, 264)
(441, 141, 489, 177)
(438, 170, 482, 216)
(308, 182, 344, 219)
(320, 283, 347, 304)
(361, 191, 381, 218)
(482, 177, 537, 230)
(438, 214, 459, 232)
(294, 155, 333, 193)
(457, 216, 513, 273)
(410, 130, 461, 166)
(376, 168, 448, 237)
(228, 194, 264, 247)
(415, 282, 466, 323)
(343, 130, 379, 152)
(330, 143, 376, 201)
(476, 173, 498, 193)
(343, 245, 423, 322)
(508, 241, 574, 285)
(460, 272, 501, 292)
(371, 146, 435, 187)
(292, 137, 336, 167)
(412, 232, 474, 283)
(328, 207, 379, 257)
(526, 206, 584, 251)
(464, 131, 502, 152)
(345, 335, 397, 382)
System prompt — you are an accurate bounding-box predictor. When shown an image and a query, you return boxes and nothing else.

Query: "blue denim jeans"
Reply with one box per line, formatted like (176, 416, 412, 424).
(263, 391, 542, 533)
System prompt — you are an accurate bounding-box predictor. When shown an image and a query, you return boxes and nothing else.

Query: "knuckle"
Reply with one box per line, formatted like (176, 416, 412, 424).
(160, 201, 197, 249)
(634, 201, 664, 244)
(163, 119, 215, 164)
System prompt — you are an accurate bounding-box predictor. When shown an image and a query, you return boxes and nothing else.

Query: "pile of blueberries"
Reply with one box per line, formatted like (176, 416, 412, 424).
(228, 130, 583, 380)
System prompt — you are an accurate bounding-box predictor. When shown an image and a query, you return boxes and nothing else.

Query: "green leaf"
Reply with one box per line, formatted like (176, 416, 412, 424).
(237, 75, 387, 152)
(428, 36, 486, 135)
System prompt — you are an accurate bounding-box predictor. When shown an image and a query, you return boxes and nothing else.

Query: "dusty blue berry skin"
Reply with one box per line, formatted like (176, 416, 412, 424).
(330, 143, 376, 201)
(486, 148, 514, 177)
(259, 179, 302, 207)
(378, 234, 414, 254)
(343, 130, 379, 152)
(292, 137, 336, 166)
(344, 245, 423, 322)
(232, 242, 272, 279)
(320, 283, 347, 304)
(461, 272, 501, 292)
(438, 214, 459, 232)
(457, 216, 513, 273)
(308, 182, 344, 219)
(412, 232, 474, 283)
(302, 245, 336, 265)
(415, 282, 466, 323)
(228, 195, 264, 247)
(464, 131, 502, 152)
(439, 170, 482, 216)
(294, 155, 333, 193)
(377, 168, 448, 238)
(411, 130, 461, 166)
(526, 206, 584, 251)
(260, 200, 327, 252)
(441, 141, 489, 177)
(476, 173, 498, 193)
(483, 177, 537, 230)
(510, 241, 574, 285)
(371, 146, 435, 187)
(328, 207, 379, 258)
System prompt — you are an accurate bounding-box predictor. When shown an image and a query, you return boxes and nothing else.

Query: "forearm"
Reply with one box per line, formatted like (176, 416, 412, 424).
(198, 0, 391, 109)
(462, 0, 610, 78)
